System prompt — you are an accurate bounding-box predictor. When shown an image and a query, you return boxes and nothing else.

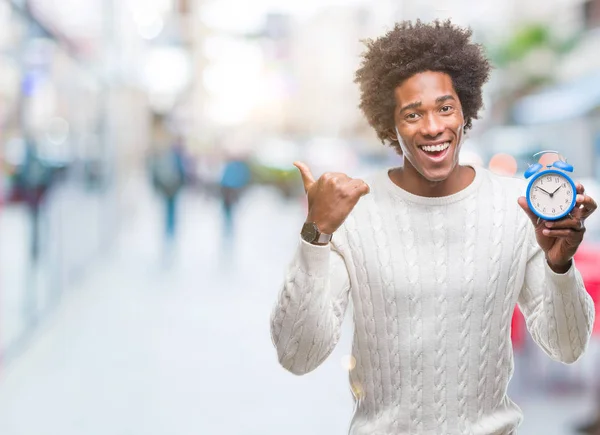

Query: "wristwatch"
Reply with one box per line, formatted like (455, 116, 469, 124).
(300, 222, 333, 245)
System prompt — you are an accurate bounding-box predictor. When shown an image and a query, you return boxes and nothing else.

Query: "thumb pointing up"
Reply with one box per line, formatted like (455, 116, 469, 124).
(294, 161, 315, 193)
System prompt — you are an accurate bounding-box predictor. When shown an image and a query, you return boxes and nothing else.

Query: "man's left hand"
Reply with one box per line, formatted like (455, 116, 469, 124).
(518, 183, 597, 273)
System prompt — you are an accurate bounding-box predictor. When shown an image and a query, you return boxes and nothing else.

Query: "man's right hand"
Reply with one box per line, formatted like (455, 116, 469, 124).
(294, 161, 370, 235)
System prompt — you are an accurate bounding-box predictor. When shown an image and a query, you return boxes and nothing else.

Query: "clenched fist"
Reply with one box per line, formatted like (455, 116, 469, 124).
(294, 161, 370, 235)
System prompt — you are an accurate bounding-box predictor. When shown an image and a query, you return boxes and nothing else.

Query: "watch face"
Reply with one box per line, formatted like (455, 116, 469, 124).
(527, 171, 576, 220)
(301, 222, 318, 242)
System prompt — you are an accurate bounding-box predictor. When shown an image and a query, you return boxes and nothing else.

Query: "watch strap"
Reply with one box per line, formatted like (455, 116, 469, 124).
(314, 231, 332, 244)
(301, 222, 332, 245)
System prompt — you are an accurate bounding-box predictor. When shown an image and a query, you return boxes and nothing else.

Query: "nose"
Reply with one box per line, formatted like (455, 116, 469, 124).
(420, 113, 445, 138)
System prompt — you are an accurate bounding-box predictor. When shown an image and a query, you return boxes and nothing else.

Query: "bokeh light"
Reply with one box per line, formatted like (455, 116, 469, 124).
(538, 151, 561, 167)
(45, 117, 70, 145)
(488, 153, 518, 176)
(341, 355, 357, 371)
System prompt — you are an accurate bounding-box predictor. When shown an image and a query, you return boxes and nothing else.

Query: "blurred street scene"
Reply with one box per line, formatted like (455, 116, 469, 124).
(0, 0, 599, 434)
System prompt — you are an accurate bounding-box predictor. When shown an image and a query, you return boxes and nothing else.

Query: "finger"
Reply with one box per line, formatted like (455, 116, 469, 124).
(541, 227, 584, 241)
(349, 179, 370, 196)
(576, 183, 585, 195)
(293, 161, 315, 193)
(362, 182, 371, 196)
(576, 194, 597, 219)
(518, 197, 541, 226)
(545, 218, 584, 231)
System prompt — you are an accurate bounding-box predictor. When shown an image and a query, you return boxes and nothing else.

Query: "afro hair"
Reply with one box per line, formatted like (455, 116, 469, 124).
(354, 19, 492, 146)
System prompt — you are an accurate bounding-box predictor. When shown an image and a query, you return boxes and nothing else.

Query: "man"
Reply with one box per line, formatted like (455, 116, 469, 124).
(270, 20, 597, 434)
(150, 137, 187, 245)
(219, 155, 251, 237)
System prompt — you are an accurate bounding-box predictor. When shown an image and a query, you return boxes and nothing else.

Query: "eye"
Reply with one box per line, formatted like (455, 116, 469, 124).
(440, 105, 453, 113)
(405, 113, 419, 121)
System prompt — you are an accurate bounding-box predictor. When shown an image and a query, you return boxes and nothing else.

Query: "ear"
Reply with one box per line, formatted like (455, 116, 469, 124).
(386, 129, 398, 143)
(386, 123, 401, 142)
(461, 116, 470, 134)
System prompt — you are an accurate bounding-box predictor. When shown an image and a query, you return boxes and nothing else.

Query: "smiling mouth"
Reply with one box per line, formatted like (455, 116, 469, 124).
(418, 141, 451, 159)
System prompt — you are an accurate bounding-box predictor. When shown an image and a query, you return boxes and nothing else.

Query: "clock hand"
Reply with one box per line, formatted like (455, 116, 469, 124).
(535, 186, 552, 196)
(550, 185, 562, 195)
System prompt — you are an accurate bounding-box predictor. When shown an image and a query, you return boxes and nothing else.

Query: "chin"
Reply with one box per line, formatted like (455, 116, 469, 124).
(418, 160, 458, 183)
(420, 170, 451, 184)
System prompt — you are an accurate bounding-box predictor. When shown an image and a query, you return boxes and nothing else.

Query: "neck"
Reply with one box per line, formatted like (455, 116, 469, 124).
(389, 164, 474, 197)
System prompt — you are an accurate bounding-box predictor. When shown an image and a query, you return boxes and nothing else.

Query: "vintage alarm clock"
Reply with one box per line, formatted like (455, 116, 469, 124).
(524, 150, 576, 221)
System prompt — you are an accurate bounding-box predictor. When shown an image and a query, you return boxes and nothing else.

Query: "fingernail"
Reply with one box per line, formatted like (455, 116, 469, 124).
(577, 194, 584, 202)
(543, 229, 550, 236)
(545, 222, 552, 228)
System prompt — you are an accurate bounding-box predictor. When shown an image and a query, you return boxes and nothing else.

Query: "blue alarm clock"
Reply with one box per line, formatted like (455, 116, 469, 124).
(524, 150, 576, 221)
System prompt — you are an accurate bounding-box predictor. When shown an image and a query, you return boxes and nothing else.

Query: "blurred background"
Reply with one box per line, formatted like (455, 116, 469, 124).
(0, 0, 599, 434)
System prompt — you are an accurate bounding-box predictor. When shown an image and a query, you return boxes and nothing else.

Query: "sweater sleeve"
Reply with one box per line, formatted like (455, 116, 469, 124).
(517, 227, 595, 364)
(270, 237, 351, 375)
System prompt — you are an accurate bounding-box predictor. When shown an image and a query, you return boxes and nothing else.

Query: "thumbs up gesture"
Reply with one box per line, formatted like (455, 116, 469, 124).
(294, 161, 370, 235)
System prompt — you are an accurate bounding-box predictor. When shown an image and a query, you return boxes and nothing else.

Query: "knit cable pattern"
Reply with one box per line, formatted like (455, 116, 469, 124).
(432, 206, 448, 431)
(492, 215, 527, 407)
(395, 196, 423, 432)
(271, 266, 300, 347)
(346, 214, 383, 416)
(577, 274, 596, 340)
(477, 179, 504, 419)
(371, 195, 401, 407)
(560, 270, 590, 361)
(305, 283, 337, 370)
(544, 268, 560, 359)
(524, 230, 561, 359)
(561, 290, 583, 362)
(281, 272, 318, 367)
(458, 194, 477, 428)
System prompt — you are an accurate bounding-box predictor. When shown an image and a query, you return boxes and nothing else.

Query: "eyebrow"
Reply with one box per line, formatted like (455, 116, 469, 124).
(399, 95, 456, 113)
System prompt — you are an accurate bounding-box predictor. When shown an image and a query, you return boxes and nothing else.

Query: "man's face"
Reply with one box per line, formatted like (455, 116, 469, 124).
(392, 71, 465, 182)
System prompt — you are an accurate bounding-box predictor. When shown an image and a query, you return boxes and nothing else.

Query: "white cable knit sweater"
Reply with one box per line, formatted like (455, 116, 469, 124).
(270, 165, 595, 435)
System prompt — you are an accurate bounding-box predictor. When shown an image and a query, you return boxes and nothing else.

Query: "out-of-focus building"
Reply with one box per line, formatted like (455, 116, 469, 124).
(282, 7, 369, 139)
(0, 0, 198, 363)
(491, 0, 600, 180)
(132, 0, 600, 184)
(187, 1, 379, 162)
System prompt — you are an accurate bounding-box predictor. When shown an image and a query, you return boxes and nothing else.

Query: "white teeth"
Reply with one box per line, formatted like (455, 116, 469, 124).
(421, 142, 450, 153)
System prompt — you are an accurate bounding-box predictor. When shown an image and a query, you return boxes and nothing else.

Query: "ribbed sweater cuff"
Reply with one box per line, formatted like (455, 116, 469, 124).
(297, 237, 331, 277)
(544, 259, 581, 295)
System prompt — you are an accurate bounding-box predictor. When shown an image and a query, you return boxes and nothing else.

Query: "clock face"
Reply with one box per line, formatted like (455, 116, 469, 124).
(527, 171, 575, 219)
